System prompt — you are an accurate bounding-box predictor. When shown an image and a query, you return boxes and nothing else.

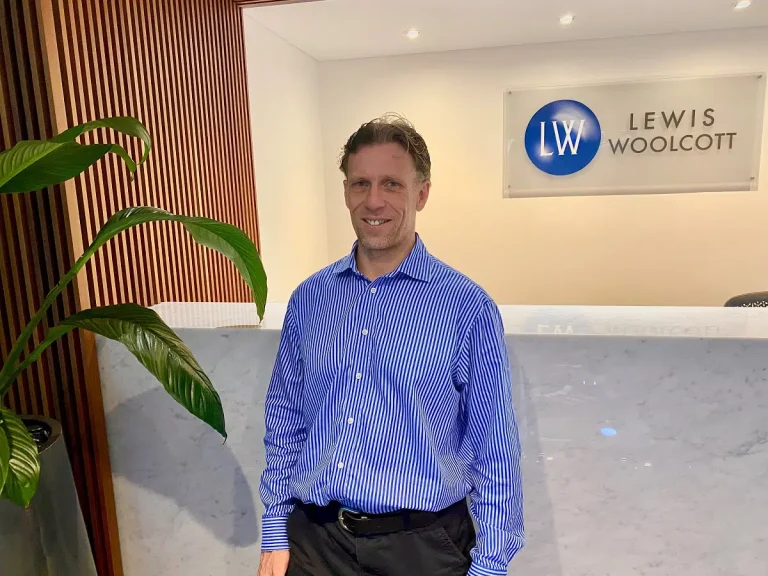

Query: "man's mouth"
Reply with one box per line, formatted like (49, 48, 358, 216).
(363, 218, 390, 227)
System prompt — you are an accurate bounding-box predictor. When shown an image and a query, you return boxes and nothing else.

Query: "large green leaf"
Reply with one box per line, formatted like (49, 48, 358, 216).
(0, 140, 66, 187)
(183, 220, 267, 320)
(51, 117, 151, 164)
(0, 116, 150, 194)
(59, 305, 226, 438)
(0, 205, 267, 400)
(0, 424, 9, 496)
(91, 207, 267, 320)
(0, 408, 40, 508)
(0, 141, 119, 194)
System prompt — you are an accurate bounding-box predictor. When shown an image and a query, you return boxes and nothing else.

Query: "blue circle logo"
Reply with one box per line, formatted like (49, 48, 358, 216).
(524, 100, 602, 176)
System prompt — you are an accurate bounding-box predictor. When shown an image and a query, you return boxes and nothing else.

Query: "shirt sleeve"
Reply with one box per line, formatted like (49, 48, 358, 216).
(259, 299, 307, 551)
(461, 301, 525, 576)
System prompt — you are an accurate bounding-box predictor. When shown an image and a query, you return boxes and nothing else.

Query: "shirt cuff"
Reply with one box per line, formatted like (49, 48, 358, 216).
(261, 516, 290, 551)
(467, 564, 508, 576)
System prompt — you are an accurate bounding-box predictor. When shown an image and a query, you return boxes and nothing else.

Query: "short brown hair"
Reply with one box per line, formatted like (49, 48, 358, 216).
(339, 113, 431, 182)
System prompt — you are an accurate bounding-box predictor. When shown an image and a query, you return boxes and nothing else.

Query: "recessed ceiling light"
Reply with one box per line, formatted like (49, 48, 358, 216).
(559, 14, 575, 26)
(734, 0, 752, 9)
(405, 29, 420, 40)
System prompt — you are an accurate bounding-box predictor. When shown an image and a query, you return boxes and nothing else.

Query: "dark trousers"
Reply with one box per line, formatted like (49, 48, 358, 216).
(286, 500, 476, 576)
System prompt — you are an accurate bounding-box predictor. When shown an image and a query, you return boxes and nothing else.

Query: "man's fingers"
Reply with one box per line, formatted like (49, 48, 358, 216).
(258, 550, 290, 576)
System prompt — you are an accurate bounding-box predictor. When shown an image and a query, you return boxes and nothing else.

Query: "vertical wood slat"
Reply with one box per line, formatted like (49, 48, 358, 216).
(2, 1, 260, 574)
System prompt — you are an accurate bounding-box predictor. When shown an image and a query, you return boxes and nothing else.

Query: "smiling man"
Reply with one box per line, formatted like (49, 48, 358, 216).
(258, 115, 524, 576)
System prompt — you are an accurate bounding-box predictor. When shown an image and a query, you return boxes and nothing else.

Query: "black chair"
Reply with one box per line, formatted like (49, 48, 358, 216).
(725, 292, 768, 307)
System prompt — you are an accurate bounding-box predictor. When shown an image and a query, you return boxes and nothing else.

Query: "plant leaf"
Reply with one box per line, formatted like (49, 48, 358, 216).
(0, 408, 40, 507)
(61, 304, 226, 438)
(0, 141, 115, 194)
(0, 116, 151, 194)
(91, 207, 266, 320)
(0, 140, 67, 189)
(183, 220, 267, 320)
(51, 116, 152, 165)
(0, 205, 266, 402)
(0, 423, 9, 496)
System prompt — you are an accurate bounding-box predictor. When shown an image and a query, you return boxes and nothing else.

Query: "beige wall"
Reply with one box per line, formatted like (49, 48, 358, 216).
(319, 28, 768, 306)
(243, 13, 328, 302)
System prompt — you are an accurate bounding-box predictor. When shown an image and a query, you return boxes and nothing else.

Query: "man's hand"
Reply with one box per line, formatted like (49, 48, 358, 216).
(258, 550, 290, 576)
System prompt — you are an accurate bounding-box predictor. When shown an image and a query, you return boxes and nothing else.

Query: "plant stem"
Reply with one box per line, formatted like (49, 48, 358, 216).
(0, 243, 96, 397)
(7, 326, 74, 386)
(0, 284, 66, 397)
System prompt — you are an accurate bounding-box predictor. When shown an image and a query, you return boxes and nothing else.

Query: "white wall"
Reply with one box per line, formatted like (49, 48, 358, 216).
(319, 28, 768, 306)
(243, 14, 328, 303)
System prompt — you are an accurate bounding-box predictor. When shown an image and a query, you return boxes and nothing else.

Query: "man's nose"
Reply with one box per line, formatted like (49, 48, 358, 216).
(364, 185, 386, 209)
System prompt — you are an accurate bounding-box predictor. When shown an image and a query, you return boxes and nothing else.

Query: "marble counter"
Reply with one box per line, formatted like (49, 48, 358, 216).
(97, 303, 768, 576)
(151, 301, 768, 338)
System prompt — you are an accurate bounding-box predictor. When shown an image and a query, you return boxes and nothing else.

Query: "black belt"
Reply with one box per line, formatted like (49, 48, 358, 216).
(297, 499, 466, 537)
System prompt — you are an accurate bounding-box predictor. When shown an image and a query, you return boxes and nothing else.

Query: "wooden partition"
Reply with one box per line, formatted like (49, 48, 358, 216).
(0, 1, 259, 574)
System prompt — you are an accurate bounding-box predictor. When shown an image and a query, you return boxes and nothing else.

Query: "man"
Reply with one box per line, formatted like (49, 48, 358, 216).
(258, 115, 524, 576)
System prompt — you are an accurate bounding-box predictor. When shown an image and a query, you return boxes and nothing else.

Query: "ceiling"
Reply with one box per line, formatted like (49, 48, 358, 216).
(245, 0, 768, 61)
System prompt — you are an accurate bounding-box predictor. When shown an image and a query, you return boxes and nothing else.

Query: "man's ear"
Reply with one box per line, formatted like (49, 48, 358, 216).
(416, 180, 431, 211)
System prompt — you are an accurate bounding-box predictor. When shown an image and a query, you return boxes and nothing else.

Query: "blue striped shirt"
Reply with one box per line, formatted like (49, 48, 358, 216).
(260, 236, 524, 576)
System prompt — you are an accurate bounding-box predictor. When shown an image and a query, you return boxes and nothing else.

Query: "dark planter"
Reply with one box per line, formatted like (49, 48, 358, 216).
(0, 416, 97, 576)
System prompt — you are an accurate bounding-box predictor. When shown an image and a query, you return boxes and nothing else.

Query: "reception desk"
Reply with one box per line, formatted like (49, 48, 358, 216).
(97, 303, 768, 576)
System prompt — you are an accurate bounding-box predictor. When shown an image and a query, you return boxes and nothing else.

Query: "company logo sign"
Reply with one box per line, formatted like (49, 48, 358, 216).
(524, 99, 602, 176)
(505, 75, 764, 196)
(524, 100, 741, 178)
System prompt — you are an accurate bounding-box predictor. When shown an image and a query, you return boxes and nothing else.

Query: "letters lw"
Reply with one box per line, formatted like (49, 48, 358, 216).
(539, 119, 586, 157)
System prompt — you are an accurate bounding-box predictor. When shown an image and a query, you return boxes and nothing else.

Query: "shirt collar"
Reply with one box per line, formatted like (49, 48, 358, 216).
(333, 234, 433, 282)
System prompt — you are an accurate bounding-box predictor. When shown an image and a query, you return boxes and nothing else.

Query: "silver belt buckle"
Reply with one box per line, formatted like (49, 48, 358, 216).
(338, 507, 364, 533)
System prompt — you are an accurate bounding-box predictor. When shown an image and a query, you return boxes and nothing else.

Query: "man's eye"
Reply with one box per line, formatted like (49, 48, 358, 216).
(353, 181, 369, 188)
(385, 181, 401, 188)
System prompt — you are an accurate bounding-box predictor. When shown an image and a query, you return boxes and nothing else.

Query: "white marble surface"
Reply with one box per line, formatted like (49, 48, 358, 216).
(152, 301, 768, 338)
(98, 305, 768, 576)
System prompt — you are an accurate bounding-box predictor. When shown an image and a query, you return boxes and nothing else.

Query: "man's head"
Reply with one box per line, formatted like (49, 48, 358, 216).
(340, 114, 431, 254)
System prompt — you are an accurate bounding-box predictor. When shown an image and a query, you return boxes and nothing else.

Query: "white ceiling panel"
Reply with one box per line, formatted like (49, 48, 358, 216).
(245, 0, 768, 61)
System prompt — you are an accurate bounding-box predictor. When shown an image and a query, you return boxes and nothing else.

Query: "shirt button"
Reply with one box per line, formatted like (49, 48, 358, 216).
(370, 287, 377, 294)
(347, 417, 354, 425)
(361, 329, 369, 336)
(337, 462, 345, 469)
(355, 373, 362, 380)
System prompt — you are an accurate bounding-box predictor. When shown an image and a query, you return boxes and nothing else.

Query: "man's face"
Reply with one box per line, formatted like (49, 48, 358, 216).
(344, 142, 430, 253)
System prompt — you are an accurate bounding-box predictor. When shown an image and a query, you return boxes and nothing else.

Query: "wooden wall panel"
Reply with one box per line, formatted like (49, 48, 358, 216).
(1, 0, 260, 574)
(51, 0, 261, 309)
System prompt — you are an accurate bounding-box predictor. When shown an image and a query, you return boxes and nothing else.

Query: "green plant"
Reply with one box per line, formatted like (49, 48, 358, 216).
(0, 117, 267, 507)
